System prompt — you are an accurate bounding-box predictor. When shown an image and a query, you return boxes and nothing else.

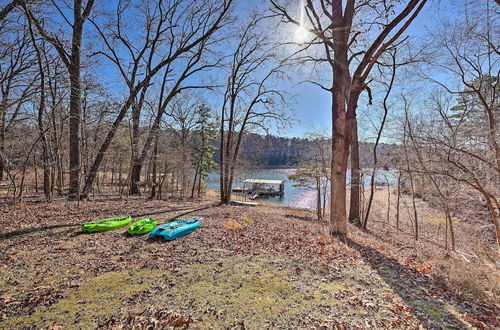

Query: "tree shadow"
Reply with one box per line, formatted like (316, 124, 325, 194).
(0, 203, 217, 242)
(0, 223, 78, 239)
(131, 202, 218, 221)
(344, 238, 489, 329)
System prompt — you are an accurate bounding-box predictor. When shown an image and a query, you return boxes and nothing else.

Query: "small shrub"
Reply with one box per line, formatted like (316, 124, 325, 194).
(224, 220, 242, 230)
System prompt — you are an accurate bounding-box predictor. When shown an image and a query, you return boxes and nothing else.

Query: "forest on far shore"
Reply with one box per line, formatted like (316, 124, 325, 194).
(237, 133, 396, 168)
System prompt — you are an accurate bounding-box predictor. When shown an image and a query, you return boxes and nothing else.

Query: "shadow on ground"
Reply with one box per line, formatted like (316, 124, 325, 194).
(0, 223, 79, 239)
(345, 237, 497, 329)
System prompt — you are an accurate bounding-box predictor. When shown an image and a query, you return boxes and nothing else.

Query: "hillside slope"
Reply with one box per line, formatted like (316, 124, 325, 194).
(0, 198, 498, 329)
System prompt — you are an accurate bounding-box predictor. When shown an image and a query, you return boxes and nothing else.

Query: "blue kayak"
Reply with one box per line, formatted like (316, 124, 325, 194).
(148, 217, 201, 240)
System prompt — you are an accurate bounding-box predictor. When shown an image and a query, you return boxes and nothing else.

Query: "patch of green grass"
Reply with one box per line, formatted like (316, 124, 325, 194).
(175, 258, 297, 318)
(410, 299, 468, 329)
(240, 215, 254, 225)
(167, 256, 364, 327)
(4, 270, 162, 328)
(413, 300, 447, 320)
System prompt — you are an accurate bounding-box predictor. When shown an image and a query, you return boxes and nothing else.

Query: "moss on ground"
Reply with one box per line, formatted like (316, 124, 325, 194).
(174, 257, 299, 319)
(414, 300, 446, 319)
(164, 255, 381, 327)
(4, 270, 162, 328)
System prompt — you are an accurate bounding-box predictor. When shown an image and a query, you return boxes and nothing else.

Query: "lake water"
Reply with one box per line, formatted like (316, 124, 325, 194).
(206, 168, 396, 210)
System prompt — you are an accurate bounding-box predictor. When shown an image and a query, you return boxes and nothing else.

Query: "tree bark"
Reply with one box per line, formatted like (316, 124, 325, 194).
(149, 131, 158, 199)
(66, 0, 92, 200)
(329, 19, 351, 236)
(330, 87, 349, 236)
(349, 116, 361, 225)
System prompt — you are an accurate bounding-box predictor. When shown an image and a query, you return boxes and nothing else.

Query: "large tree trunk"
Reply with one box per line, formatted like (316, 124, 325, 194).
(67, 67, 81, 199)
(329, 26, 351, 237)
(330, 134, 349, 235)
(330, 91, 349, 236)
(66, 0, 89, 200)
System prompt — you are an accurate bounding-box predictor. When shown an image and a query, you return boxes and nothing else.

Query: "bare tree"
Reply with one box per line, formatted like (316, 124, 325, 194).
(81, 0, 233, 198)
(363, 49, 397, 228)
(412, 0, 500, 248)
(289, 133, 331, 220)
(26, 9, 53, 201)
(218, 14, 289, 204)
(271, 0, 428, 235)
(0, 20, 36, 181)
(24, 0, 96, 199)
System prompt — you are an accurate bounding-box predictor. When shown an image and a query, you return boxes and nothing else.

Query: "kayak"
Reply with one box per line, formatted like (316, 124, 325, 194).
(81, 216, 132, 233)
(127, 217, 158, 235)
(148, 217, 201, 240)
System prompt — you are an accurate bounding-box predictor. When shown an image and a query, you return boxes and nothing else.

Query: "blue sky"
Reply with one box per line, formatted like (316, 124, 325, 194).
(277, 0, 459, 138)
(83, 0, 461, 139)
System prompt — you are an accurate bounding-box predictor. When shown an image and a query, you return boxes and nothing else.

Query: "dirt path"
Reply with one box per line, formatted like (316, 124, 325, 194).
(0, 198, 498, 329)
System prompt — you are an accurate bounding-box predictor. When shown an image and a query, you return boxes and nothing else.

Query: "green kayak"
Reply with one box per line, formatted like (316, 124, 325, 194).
(127, 218, 157, 235)
(81, 216, 132, 233)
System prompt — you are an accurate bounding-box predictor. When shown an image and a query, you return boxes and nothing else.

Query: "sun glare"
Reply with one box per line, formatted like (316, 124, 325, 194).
(295, 25, 308, 43)
(295, 0, 308, 43)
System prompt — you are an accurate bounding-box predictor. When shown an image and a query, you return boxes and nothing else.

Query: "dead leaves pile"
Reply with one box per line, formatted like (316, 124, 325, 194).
(223, 220, 242, 230)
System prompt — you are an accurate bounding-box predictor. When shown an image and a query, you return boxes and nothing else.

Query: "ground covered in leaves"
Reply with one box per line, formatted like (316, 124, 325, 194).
(0, 197, 498, 329)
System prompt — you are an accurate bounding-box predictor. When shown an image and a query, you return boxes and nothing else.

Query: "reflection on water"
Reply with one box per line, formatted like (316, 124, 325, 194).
(206, 168, 396, 210)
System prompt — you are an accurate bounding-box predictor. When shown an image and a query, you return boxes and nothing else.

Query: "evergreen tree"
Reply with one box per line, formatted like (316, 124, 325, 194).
(191, 105, 217, 198)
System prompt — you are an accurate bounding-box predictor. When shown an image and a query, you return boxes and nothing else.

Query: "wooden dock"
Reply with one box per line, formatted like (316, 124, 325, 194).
(232, 179, 284, 200)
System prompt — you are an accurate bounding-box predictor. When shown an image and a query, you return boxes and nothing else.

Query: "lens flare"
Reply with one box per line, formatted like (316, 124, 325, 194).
(295, 25, 308, 43)
(295, 0, 308, 43)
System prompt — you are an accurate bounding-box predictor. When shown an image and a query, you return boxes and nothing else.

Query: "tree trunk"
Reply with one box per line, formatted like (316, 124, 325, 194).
(329, 30, 350, 237)
(130, 163, 142, 195)
(66, 0, 91, 200)
(0, 130, 5, 181)
(197, 168, 202, 198)
(67, 62, 81, 200)
(316, 176, 322, 220)
(329, 86, 349, 236)
(34, 155, 38, 193)
(349, 116, 361, 226)
(403, 123, 418, 241)
(29, 16, 52, 202)
(129, 100, 141, 195)
(191, 165, 199, 199)
(149, 131, 158, 199)
(396, 168, 401, 232)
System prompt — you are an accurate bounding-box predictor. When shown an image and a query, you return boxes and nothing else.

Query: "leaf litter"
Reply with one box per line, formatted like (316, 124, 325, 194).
(0, 197, 498, 329)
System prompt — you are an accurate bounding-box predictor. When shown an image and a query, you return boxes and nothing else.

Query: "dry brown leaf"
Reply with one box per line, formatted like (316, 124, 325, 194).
(316, 235, 330, 245)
